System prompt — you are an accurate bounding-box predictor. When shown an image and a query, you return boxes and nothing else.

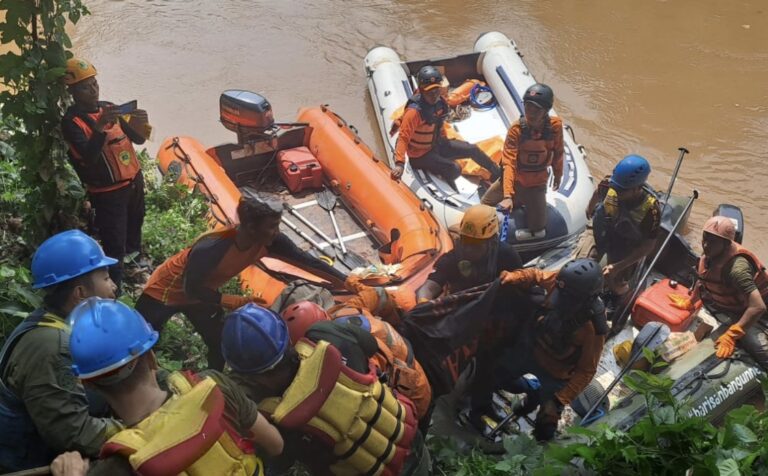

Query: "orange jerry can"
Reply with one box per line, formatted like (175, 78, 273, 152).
(277, 146, 324, 193)
(631, 279, 701, 332)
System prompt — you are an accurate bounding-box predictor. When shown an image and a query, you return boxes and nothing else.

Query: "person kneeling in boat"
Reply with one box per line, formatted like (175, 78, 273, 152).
(591, 155, 661, 318)
(223, 304, 431, 475)
(415, 204, 522, 302)
(280, 299, 432, 423)
(481, 83, 564, 240)
(68, 298, 283, 475)
(136, 188, 347, 371)
(390, 66, 501, 189)
(676, 216, 768, 368)
(468, 259, 607, 441)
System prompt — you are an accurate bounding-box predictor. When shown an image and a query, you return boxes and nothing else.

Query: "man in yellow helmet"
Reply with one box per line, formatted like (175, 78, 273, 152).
(416, 204, 522, 302)
(61, 58, 150, 293)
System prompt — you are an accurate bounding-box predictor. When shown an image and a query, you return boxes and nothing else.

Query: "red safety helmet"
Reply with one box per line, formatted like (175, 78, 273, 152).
(280, 301, 329, 344)
(703, 216, 736, 242)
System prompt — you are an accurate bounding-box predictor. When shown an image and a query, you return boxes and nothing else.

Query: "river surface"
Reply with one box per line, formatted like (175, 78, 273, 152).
(71, 0, 768, 256)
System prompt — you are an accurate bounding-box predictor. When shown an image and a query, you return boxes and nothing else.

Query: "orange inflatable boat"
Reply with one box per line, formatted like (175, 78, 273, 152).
(156, 90, 452, 309)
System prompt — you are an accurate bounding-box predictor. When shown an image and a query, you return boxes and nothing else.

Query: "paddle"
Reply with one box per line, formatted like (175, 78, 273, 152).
(282, 202, 368, 270)
(580, 321, 671, 425)
(279, 216, 343, 269)
(659, 147, 689, 221)
(317, 188, 348, 254)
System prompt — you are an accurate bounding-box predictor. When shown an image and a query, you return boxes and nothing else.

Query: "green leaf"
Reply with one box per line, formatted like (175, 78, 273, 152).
(716, 458, 740, 476)
(0, 265, 16, 278)
(730, 423, 758, 445)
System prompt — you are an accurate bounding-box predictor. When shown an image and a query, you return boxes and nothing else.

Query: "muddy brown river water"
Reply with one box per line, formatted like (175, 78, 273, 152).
(71, 0, 768, 257)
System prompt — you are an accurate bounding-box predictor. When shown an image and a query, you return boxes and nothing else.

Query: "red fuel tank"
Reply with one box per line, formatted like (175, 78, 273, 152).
(632, 278, 701, 332)
(277, 146, 324, 193)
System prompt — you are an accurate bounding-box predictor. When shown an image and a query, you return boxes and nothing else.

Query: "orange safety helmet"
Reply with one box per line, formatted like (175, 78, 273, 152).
(459, 204, 499, 241)
(64, 58, 97, 85)
(703, 215, 736, 242)
(280, 300, 329, 344)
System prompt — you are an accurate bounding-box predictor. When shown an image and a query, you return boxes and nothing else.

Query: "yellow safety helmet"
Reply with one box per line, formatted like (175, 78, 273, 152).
(64, 58, 97, 85)
(459, 204, 499, 241)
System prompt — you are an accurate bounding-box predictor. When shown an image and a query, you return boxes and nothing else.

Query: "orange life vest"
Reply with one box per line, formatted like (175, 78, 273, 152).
(697, 242, 768, 315)
(330, 306, 432, 419)
(514, 116, 556, 187)
(67, 103, 141, 192)
(402, 94, 449, 159)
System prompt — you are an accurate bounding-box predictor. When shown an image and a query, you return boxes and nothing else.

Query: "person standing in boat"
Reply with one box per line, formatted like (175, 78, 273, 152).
(67, 298, 283, 475)
(681, 216, 768, 368)
(222, 304, 431, 475)
(415, 204, 522, 301)
(468, 259, 607, 441)
(390, 66, 501, 189)
(61, 58, 149, 293)
(481, 83, 564, 240)
(135, 189, 347, 370)
(590, 155, 661, 317)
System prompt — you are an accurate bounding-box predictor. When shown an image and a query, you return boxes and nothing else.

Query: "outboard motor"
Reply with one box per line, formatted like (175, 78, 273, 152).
(220, 90, 276, 144)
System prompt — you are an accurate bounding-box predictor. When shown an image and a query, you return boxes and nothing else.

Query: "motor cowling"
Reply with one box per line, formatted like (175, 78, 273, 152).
(220, 90, 275, 143)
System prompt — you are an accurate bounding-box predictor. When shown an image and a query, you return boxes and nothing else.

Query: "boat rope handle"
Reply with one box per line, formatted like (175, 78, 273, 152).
(168, 138, 233, 226)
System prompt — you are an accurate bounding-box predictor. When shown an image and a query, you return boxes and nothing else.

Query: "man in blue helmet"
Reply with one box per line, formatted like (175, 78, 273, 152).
(588, 155, 661, 313)
(222, 304, 431, 475)
(0, 230, 121, 472)
(66, 298, 283, 475)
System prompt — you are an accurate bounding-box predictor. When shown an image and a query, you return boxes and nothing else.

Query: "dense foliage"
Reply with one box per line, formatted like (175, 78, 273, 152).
(0, 0, 90, 243)
(429, 351, 768, 475)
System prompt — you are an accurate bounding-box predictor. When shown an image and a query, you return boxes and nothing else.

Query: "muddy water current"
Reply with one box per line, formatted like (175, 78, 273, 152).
(71, 0, 768, 256)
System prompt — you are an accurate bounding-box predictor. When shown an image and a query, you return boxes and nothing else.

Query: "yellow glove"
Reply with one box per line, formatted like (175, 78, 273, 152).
(220, 294, 266, 310)
(667, 293, 694, 310)
(714, 324, 745, 359)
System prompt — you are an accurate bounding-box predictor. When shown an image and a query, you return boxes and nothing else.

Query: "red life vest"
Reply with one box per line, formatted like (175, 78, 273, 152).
(66, 103, 141, 192)
(697, 242, 768, 314)
(259, 340, 418, 476)
(100, 371, 262, 476)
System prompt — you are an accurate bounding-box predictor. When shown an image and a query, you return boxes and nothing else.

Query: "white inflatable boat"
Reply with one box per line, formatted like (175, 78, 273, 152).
(365, 31, 594, 259)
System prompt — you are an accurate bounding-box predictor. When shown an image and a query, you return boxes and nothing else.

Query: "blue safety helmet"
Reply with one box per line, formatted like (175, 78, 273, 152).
(222, 303, 289, 374)
(610, 154, 651, 190)
(69, 298, 158, 380)
(334, 314, 372, 333)
(31, 230, 117, 289)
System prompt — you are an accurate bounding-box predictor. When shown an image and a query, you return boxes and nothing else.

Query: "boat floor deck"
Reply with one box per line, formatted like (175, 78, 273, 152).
(244, 178, 382, 272)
